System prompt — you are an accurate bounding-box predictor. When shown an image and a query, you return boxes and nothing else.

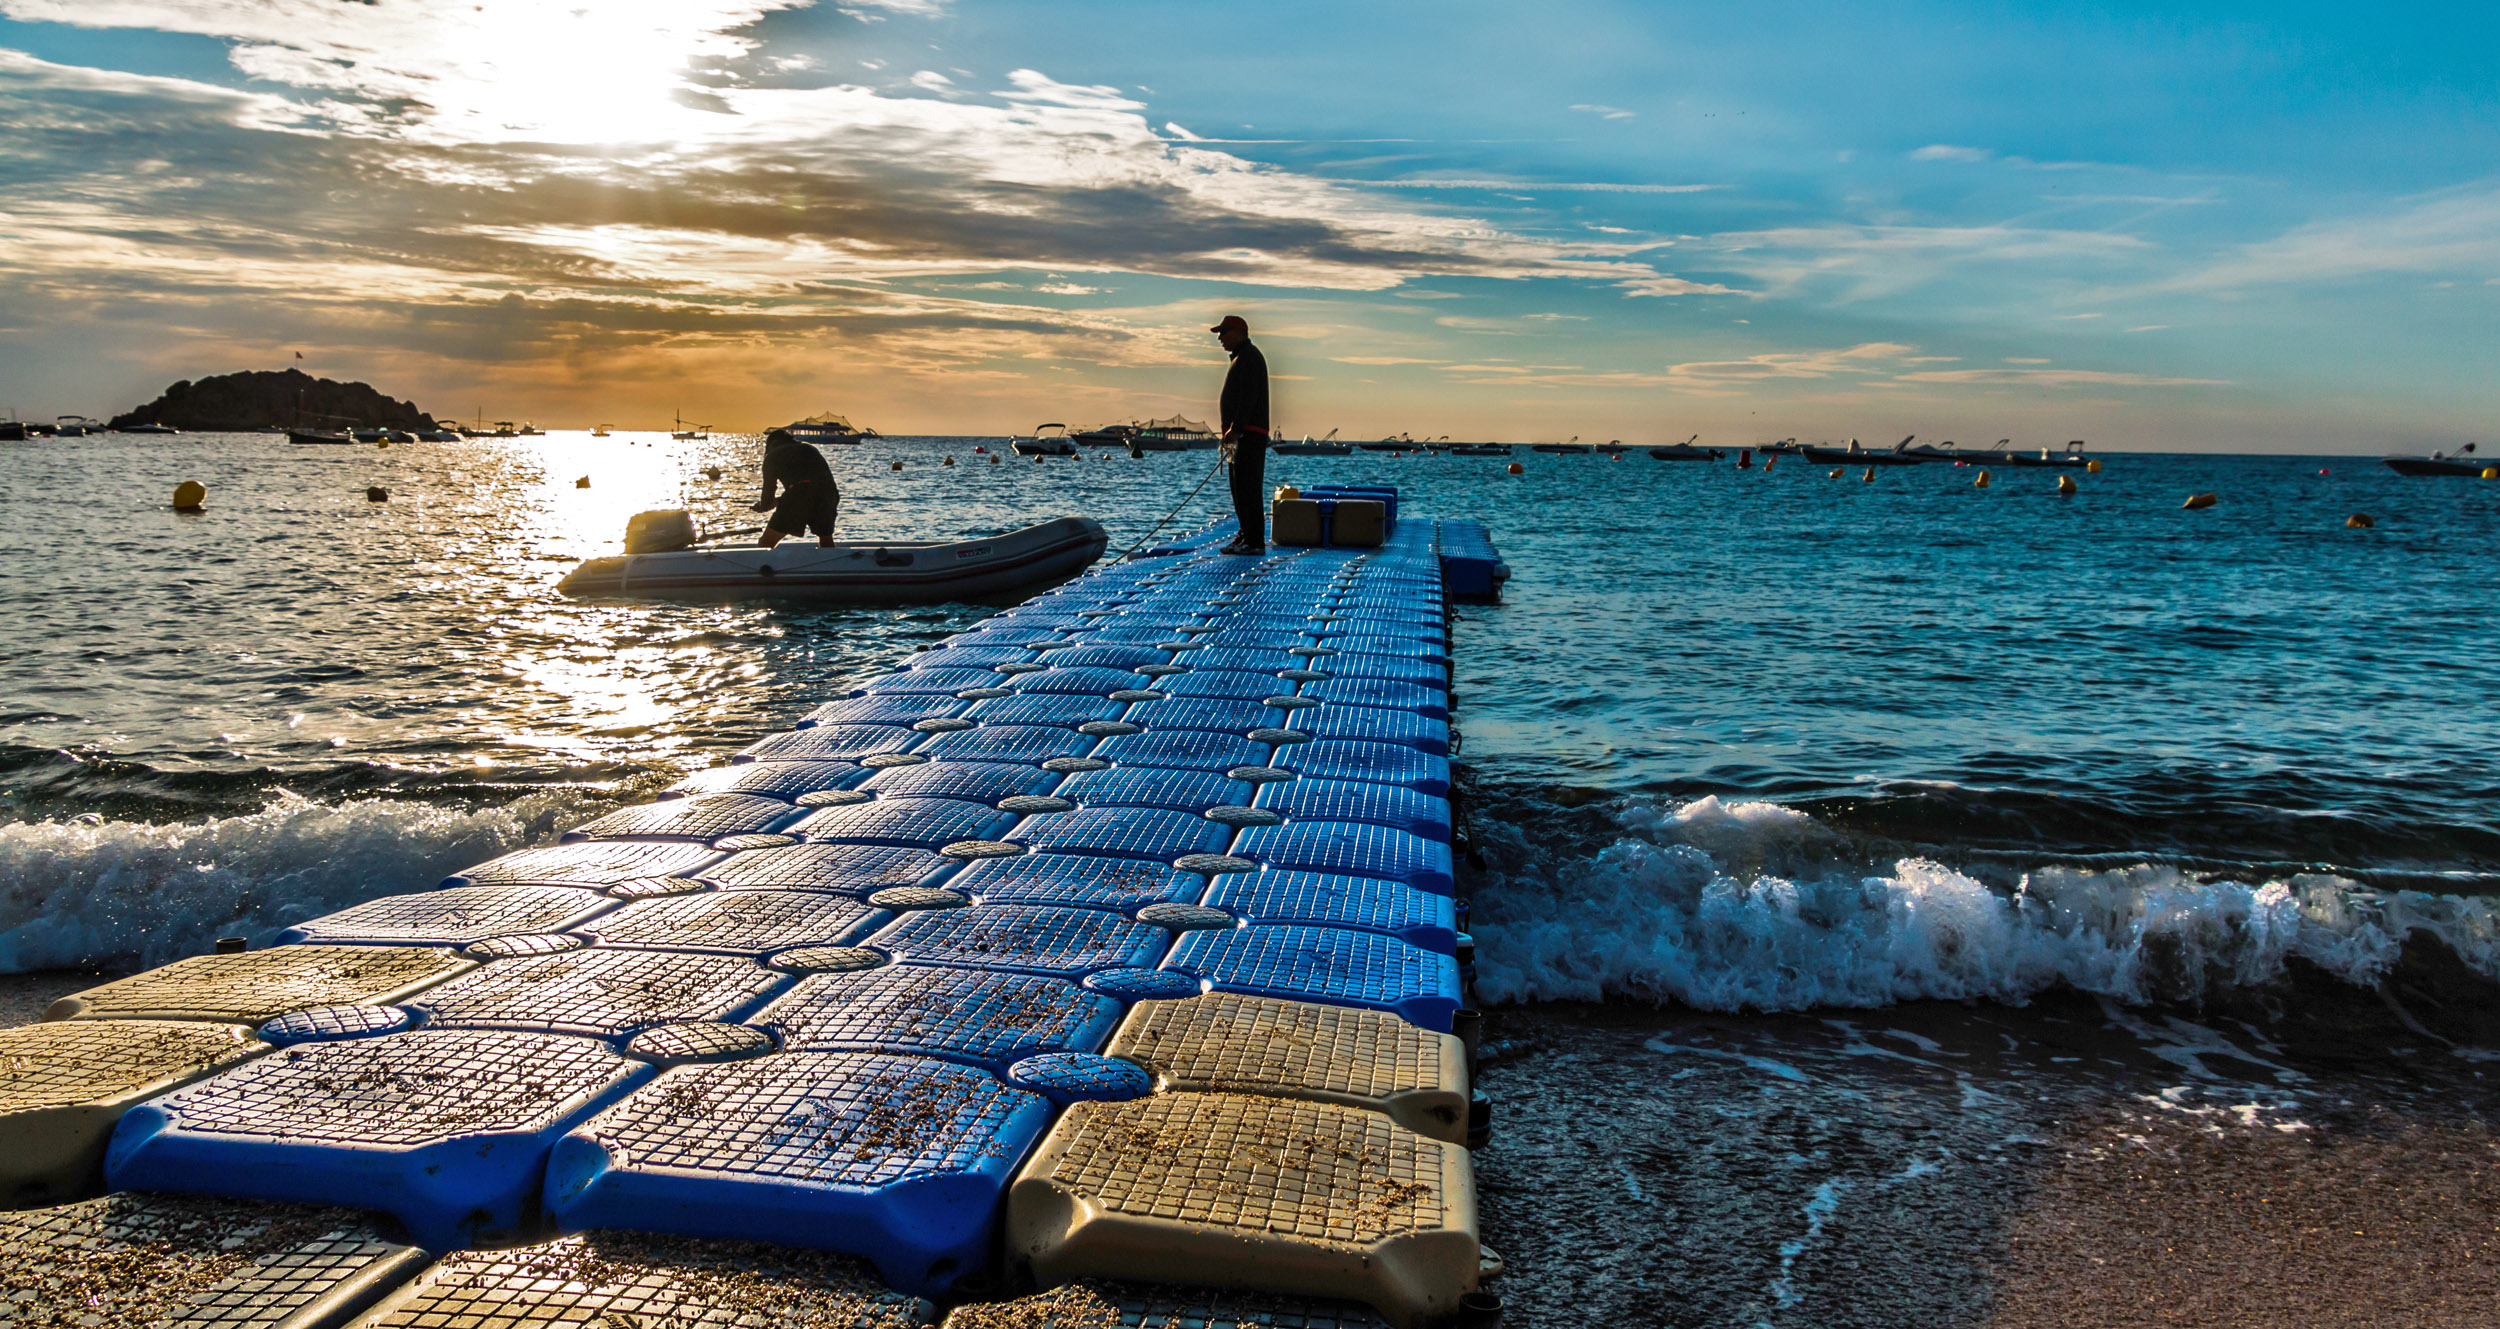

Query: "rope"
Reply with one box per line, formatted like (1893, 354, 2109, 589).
(1115, 450, 1229, 561)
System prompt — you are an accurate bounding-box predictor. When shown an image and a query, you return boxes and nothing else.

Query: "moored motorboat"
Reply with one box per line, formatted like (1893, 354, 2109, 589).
(1798, 436, 1923, 466)
(1273, 427, 1349, 456)
(559, 515, 1108, 604)
(2384, 443, 2487, 476)
(119, 422, 181, 435)
(1011, 423, 1078, 456)
(1072, 423, 1138, 447)
(781, 413, 875, 445)
(1995, 439, 2092, 468)
(288, 428, 352, 445)
(1448, 443, 1511, 456)
(1134, 414, 1218, 451)
(1647, 435, 1722, 461)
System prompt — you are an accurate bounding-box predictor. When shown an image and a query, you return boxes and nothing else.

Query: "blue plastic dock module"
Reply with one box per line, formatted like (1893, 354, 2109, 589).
(1053, 766, 1252, 813)
(944, 853, 1204, 911)
(445, 841, 726, 891)
(279, 883, 620, 946)
(914, 725, 1100, 765)
(1092, 729, 1270, 773)
(1002, 807, 1232, 862)
(873, 904, 1170, 977)
(790, 797, 1018, 849)
(563, 793, 808, 844)
(1437, 519, 1510, 601)
(736, 724, 923, 763)
(544, 1050, 1054, 1297)
(663, 760, 865, 800)
(107, 1029, 651, 1250)
(802, 693, 971, 726)
(1201, 871, 1459, 952)
(1248, 777, 1451, 840)
(856, 760, 1062, 803)
(1163, 924, 1461, 1031)
(1230, 821, 1456, 896)
(699, 842, 954, 896)
(759, 965, 1122, 1071)
(962, 693, 1126, 727)
(590, 890, 889, 956)
(405, 949, 790, 1038)
(1293, 706, 1452, 755)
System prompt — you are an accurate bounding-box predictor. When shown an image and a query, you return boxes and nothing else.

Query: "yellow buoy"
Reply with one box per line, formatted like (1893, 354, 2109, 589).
(2483, 466, 2498, 479)
(2347, 513, 2374, 528)
(2056, 475, 2075, 495)
(2086, 459, 2103, 474)
(703, 466, 721, 480)
(575, 476, 591, 488)
(1034, 454, 1045, 464)
(1274, 485, 1300, 502)
(2183, 492, 2217, 509)
(1973, 470, 1991, 489)
(376, 441, 388, 449)
(1827, 467, 1843, 480)
(171, 480, 205, 511)
(1861, 467, 1876, 482)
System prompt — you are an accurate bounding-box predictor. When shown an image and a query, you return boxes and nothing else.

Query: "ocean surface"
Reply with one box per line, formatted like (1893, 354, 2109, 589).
(2, 432, 2494, 996)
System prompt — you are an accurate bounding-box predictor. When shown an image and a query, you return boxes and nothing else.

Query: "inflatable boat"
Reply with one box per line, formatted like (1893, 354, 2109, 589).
(558, 515, 1108, 604)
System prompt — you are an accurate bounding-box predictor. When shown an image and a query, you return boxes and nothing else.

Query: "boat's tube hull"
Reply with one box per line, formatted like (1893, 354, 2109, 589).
(2382, 456, 2488, 477)
(559, 517, 1108, 605)
(1646, 446, 1722, 461)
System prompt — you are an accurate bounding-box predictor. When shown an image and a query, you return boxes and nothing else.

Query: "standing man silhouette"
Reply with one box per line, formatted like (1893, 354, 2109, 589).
(1210, 314, 1269, 555)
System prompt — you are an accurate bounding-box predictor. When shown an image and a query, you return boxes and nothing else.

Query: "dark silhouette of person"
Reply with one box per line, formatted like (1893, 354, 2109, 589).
(751, 428, 840, 547)
(1212, 314, 1269, 554)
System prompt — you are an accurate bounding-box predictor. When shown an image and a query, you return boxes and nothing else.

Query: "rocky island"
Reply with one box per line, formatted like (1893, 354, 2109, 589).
(110, 369, 436, 432)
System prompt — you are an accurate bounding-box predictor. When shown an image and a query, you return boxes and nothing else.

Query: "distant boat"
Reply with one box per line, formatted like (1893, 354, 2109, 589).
(418, 423, 462, 442)
(2384, 443, 2486, 477)
(516, 423, 543, 436)
(590, 423, 611, 438)
(1135, 414, 1218, 451)
(289, 428, 352, 445)
(781, 413, 876, 445)
(0, 418, 25, 442)
(1448, 443, 1512, 456)
(671, 412, 709, 441)
(1275, 428, 1349, 456)
(1994, 439, 2092, 469)
(54, 415, 95, 437)
(1799, 436, 1923, 467)
(1012, 423, 1078, 456)
(119, 422, 180, 435)
(1072, 423, 1138, 447)
(1647, 435, 1722, 461)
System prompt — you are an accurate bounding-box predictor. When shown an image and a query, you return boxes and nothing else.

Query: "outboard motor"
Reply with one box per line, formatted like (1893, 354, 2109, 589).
(624, 509, 697, 553)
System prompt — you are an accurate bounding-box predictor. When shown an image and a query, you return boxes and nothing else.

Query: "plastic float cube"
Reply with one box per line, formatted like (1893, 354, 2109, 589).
(279, 884, 620, 947)
(944, 853, 1204, 912)
(544, 1051, 1054, 1297)
(347, 1230, 930, 1329)
(589, 889, 889, 957)
(1300, 678, 1445, 718)
(857, 669, 1009, 696)
(664, 759, 866, 801)
(1107, 994, 1468, 1145)
(562, 793, 806, 844)
(1273, 742, 1450, 797)
(1229, 822, 1454, 896)
(1007, 1093, 1477, 1328)
(873, 905, 1170, 978)
(943, 1280, 1392, 1328)
(1200, 872, 1458, 953)
(405, 949, 788, 1038)
(913, 724, 1102, 766)
(1036, 644, 1172, 672)
(858, 760, 1063, 804)
(1003, 807, 1232, 863)
(0, 1193, 427, 1329)
(1003, 667, 1155, 696)
(962, 694, 1128, 727)
(106, 1029, 652, 1249)
(1124, 698, 1276, 736)
(1248, 779, 1451, 841)
(45, 946, 472, 1023)
(1293, 708, 1450, 756)
(736, 724, 923, 763)
(0, 1020, 270, 1205)
(790, 796, 1019, 849)
(1092, 730, 1270, 774)
(1151, 669, 1299, 701)
(1163, 926, 1459, 1032)
(807, 692, 979, 725)
(700, 842, 954, 897)
(444, 841, 725, 891)
(1052, 766, 1252, 813)
(759, 965, 1122, 1072)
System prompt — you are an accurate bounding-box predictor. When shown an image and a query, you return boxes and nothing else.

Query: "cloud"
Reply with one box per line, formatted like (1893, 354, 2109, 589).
(1895, 368, 2225, 387)
(2003, 357, 2051, 364)
(1700, 223, 2151, 302)
(1332, 356, 1443, 365)
(1034, 282, 1104, 295)
(1910, 144, 1993, 163)
(1619, 275, 1749, 298)
(910, 70, 956, 93)
(1569, 104, 1636, 120)
(1363, 178, 1721, 193)
(2161, 185, 2500, 292)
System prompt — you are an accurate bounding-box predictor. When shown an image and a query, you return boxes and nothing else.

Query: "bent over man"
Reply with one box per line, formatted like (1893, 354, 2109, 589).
(752, 428, 840, 547)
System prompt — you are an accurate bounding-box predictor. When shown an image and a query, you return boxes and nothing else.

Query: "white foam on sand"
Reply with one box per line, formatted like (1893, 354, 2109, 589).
(0, 790, 612, 972)
(1470, 795, 2500, 1012)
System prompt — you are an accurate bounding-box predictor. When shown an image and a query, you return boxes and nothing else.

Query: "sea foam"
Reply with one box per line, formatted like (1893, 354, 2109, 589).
(0, 790, 613, 973)
(1469, 795, 2500, 1011)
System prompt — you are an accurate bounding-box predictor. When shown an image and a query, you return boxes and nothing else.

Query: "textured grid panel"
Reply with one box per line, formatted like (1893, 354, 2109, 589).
(1081, 969, 1202, 1002)
(1004, 1053, 1153, 1104)
(859, 761, 1061, 803)
(132, 1029, 635, 1147)
(1202, 873, 1457, 952)
(1108, 993, 1464, 1139)
(1183, 648, 1302, 674)
(897, 644, 1039, 670)
(1124, 698, 1274, 735)
(1230, 823, 1454, 895)
(0, 1019, 261, 1115)
(410, 950, 787, 1038)
(738, 726, 923, 763)
(665, 761, 866, 800)
(701, 843, 953, 896)
(792, 797, 1017, 849)
(49, 948, 468, 1024)
(1302, 679, 1446, 717)
(567, 794, 805, 843)
(283, 884, 615, 946)
(963, 694, 1127, 727)
(593, 890, 888, 955)
(1164, 926, 1459, 1031)
(1274, 742, 1450, 796)
(1006, 667, 1153, 696)
(1249, 780, 1450, 839)
(945, 854, 1203, 911)
(1304, 656, 1447, 690)
(874, 906, 1169, 976)
(915, 725, 1099, 765)
(951, 625, 1073, 644)
(1070, 624, 1190, 643)
(943, 1282, 1392, 1329)
(625, 1022, 777, 1066)
(450, 842, 723, 890)
(1155, 669, 1297, 700)
(1092, 731, 1268, 773)
(1037, 644, 1171, 671)
(859, 669, 1006, 695)
(1331, 637, 1447, 664)
(805, 694, 974, 726)
(1293, 708, 1450, 755)
(360, 1232, 926, 1329)
(1004, 808, 1231, 862)
(1191, 630, 1315, 651)
(1054, 767, 1252, 813)
(760, 966, 1120, 1069)
(0, 1194, 420, 1329)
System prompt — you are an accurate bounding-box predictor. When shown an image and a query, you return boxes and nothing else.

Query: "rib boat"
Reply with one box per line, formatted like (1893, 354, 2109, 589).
(559, 516, 1108, 604)
(2384, 444, 2488, 476)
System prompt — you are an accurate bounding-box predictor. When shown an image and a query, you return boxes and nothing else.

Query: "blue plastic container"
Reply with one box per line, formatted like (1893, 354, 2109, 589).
(944, 852, 1205, 911)
(1201, 870, 1459, 952)
(1003, 807, 1232, 862)
(759, 966, 1121, 1070)
(872, 904, 1170, 977)
(1164, 924, 1459, 1031)
(1231, 820, 1455, 895)
(699, 842, 954, 896)
(280, 883, 620, 947)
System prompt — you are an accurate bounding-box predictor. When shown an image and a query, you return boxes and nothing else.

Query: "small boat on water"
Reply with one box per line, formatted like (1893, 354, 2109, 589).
(418, 423, 463, 442)
(1135, 415, 1218, 451)
(590, 423, 611, 438)
(289, 428, 352, 445)
(781, 413, 876, 445)
(2383, 443, 2487, 477)
(1799, 436, 1924, 467)
(119, 422, 181, 435)
(55, 416, 95, 437)
(560, 515, 1108, 605)
(1648, 435, 1722, 461)
(671, 412, 709, 441)
(1529, 439, 1591, 454)
(1448, 443, 1512, 457)
(1274, 428, 1350, 456)
(1995, 439, 2092, 469)
(1072, 423, 1138, 447)
(1012, 423, 1078, 456)
(0, 418, 26, 442)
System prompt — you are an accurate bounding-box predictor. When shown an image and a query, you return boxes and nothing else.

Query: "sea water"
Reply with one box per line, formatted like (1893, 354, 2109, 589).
(2, 434, 2493, 991)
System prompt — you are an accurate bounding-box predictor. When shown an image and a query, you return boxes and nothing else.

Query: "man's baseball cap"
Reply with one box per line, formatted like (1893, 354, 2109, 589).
(1209, 314, 1248, 334)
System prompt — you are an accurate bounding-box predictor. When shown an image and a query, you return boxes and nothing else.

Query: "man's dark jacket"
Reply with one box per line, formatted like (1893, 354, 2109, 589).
(1220, 340, 1270, 436)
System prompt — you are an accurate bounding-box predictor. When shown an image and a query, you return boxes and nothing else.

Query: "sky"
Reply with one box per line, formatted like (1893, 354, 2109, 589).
(1, 1, 2495, 450)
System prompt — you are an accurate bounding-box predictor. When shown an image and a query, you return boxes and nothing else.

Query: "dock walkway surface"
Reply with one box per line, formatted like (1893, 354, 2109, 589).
(1, 500, 1513, 1329)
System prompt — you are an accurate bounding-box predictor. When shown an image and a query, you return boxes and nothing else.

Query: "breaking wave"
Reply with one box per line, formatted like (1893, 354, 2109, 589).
(0, 790, 616, 973)
(1468, 795, 2500, 1011)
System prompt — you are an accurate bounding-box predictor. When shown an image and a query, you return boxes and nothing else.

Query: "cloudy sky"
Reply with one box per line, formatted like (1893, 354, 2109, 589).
(1, 1, 2494, 448)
